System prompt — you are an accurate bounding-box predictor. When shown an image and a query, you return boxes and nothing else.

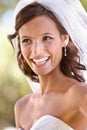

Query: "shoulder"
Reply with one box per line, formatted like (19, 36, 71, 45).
(69, 82, 87, 97)
(14, 93, 34, 113)
(14, 94, 33, 127)
(71, 82, 87, 101)
(67, 82, 87, 107)
(69, 82, 87, 116)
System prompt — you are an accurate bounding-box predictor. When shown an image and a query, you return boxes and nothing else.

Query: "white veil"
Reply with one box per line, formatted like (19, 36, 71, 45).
(14, 0, 87, 92)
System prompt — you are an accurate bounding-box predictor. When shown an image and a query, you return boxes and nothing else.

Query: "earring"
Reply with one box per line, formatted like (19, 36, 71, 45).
(64, 47, 67, 56)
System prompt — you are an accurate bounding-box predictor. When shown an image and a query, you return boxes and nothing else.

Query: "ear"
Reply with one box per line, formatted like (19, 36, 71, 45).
(61, 34, 69, 47)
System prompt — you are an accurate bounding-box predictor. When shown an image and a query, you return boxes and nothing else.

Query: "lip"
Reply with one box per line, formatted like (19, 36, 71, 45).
(31, 57, 50, 66)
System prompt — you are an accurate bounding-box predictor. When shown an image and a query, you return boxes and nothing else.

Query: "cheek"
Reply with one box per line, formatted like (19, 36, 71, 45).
(21, 45, 29, 59)
(21, 46, 25, 55)
(49, 40, 62, 54)
(21, 46, 31, 67)
(51, 41, 63, 64)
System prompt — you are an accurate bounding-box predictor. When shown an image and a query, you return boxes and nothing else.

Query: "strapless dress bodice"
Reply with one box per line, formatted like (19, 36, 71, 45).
(18, 115, 73, 130)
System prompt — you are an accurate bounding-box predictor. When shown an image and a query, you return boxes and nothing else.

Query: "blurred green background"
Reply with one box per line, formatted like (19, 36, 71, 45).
(0, 0, 87, 130)
(0, 0, 32, 129)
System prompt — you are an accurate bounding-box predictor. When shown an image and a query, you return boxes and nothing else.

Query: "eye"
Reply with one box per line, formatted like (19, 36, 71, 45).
(21, 39, 32, 45)
(43, 36, 53, 41)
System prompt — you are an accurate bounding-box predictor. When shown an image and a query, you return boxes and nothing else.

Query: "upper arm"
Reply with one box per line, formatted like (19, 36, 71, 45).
(77, 83, 87, 117)
(80, 93, 87, 117)
(14, 94, 32, 129)
(70, 83, 87, 117)
(14, 100, 22, 128)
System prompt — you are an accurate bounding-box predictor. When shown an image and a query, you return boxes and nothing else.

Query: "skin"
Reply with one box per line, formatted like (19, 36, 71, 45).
(15, 15, 87, 130)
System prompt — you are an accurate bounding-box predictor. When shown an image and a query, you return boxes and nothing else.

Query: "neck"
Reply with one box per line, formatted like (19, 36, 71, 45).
(38, 68, 68, 94)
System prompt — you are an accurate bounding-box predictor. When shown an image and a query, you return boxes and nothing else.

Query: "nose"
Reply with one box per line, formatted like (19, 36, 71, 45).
(31, 40, 44, 55)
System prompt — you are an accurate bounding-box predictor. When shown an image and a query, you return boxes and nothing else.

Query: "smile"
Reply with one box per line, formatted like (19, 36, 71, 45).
(32, 57, 49, 65)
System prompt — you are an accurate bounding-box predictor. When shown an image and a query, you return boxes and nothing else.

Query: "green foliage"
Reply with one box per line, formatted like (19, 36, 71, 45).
(0, 26, 32, 129)
(0, 0, 18, 16)
(81, 0, 87, 11)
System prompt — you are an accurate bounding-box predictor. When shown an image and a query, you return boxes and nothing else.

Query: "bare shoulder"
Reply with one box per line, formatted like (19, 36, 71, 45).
(67, 81, 87, 109)
(69, 82, 87, 98)
(14, 94, 33, 127)
(14, 93, 33, 112)
(69, 82, 87, 116)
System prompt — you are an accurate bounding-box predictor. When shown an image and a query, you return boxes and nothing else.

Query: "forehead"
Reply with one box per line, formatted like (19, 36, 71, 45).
(19, 15, 60, 35)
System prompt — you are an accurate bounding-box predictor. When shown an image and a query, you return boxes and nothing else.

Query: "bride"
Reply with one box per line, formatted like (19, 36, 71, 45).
(8, 0, 87, 130)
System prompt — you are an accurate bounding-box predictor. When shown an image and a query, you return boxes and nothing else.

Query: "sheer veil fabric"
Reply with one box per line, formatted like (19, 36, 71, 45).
(13, 0, 87, 91)
(14, 0, 87, 66)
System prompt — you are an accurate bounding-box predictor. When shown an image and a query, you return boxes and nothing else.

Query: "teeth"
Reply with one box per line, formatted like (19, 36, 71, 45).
(33, 57, 49, 64)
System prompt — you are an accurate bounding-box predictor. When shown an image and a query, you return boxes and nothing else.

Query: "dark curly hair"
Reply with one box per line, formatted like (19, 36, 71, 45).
(8, 2, 86, 82)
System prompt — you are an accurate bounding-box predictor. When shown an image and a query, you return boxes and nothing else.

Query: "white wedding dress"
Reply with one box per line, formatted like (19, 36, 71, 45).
(30, 115, 73, 130)
(21, 79, 73, 130)
(18, 115, 73, 130)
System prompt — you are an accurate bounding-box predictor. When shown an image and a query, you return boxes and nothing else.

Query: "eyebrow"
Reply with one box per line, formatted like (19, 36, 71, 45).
(20, 32, 54, 39)
(42, 32, 53, 35)
(20, 36, 32, 39)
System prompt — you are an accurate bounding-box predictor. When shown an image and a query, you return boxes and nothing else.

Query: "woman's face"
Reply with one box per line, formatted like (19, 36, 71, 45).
(19, 15, 69, 76)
